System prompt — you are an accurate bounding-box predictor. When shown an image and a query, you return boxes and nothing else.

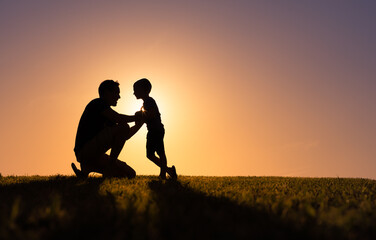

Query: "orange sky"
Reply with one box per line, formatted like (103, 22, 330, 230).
(1, 1, 375, 178)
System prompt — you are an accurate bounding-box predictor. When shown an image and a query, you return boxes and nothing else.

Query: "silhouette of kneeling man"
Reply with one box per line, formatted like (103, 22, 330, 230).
(72, 80, 143, 178)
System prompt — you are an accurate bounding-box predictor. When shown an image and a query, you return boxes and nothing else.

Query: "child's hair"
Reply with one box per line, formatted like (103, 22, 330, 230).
(99, 79, 119, 97)
(134, 78, 152, 94)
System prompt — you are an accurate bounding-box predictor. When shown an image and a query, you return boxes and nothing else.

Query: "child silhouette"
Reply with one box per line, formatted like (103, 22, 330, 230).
(134, 78, 177, 180)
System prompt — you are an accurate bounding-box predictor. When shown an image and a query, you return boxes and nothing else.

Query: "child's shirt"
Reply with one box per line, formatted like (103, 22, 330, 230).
(143, 96, 164, 132)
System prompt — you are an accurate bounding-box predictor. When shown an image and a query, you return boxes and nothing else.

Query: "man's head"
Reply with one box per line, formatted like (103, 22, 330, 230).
(99, 80, 120, 106)
(133, 78, 152, 99)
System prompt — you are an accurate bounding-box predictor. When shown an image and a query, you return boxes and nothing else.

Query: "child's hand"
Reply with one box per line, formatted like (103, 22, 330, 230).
(135, 111, 142, 120)
(135, 111, 144, 124)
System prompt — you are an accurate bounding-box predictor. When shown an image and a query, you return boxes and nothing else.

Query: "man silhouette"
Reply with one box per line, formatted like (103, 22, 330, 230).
(72, 80, 143, 178)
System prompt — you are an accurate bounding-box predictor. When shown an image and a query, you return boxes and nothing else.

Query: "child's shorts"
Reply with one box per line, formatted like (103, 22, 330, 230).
(146, 128, 165, 154)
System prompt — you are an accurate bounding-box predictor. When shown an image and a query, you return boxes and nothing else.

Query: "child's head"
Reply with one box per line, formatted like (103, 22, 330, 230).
(133, 78, 152, 99)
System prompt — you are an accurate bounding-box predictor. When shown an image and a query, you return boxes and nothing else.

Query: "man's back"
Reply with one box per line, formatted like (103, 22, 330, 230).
(74, 98, 114, 154)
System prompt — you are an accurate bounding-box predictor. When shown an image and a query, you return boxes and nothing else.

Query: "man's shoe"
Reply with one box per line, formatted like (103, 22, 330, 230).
(71, 163, 87, 178)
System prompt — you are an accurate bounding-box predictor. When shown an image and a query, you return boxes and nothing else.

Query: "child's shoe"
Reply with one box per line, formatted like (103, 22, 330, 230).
(159, 168, 167, 180)
(168, 165, 177, 180)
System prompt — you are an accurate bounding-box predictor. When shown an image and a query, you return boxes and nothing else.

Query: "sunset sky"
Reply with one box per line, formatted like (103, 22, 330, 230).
(1, 0, 375, 179)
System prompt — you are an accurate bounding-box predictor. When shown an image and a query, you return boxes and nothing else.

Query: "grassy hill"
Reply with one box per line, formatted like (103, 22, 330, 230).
(0, 175, 375, 239)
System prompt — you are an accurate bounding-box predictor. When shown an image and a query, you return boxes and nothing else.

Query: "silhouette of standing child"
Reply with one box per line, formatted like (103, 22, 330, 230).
(133, 78, 177, 180)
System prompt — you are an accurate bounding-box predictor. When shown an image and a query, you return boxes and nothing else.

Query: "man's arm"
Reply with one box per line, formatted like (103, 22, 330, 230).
(102, 108, 136, 124)
(127, 121, 144, 140)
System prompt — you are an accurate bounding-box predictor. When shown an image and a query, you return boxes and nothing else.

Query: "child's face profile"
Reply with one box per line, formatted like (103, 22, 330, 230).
(133, 86, 145, 99)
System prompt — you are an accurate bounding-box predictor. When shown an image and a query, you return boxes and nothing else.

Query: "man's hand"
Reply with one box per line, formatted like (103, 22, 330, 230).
(135, 111, 145, 126)
(135, 111, 143, 121)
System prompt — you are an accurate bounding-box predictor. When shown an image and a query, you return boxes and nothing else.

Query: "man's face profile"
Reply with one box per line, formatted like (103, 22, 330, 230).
(103, 87, 120, 106)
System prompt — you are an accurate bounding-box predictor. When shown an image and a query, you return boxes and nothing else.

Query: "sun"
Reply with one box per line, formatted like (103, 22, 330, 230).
(117, 93, 143, 116)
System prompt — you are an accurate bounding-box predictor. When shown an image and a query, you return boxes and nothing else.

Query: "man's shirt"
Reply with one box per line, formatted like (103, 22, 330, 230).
(74, 98, 114, 153)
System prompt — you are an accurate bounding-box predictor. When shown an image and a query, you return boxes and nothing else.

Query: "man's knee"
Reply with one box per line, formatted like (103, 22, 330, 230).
(115, 123, 130, 140)
(147, 152, 155, 160)
(127, 168, 136, 179)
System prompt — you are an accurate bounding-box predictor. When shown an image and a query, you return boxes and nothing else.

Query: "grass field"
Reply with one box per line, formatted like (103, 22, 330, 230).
(0, 175, 375, 240)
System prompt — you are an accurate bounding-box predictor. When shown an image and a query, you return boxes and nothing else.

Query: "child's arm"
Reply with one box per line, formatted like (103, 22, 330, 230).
(140, 107, 158, 120)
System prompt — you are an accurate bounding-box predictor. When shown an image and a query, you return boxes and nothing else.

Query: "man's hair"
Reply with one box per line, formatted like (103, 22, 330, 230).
(133, 78, 152, 94)
(99, 80, 119, 97)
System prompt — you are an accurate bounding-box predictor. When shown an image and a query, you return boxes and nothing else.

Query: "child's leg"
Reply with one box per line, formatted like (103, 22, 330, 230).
(147, 149, 167, 178)
(147, 139, 167, 178)
(155, 144, 167, 178)
(155, 140, 177, 179)
(147, 130, 172, 179)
